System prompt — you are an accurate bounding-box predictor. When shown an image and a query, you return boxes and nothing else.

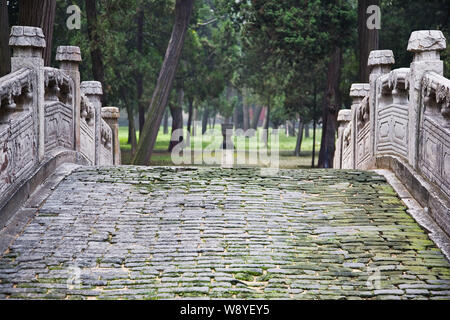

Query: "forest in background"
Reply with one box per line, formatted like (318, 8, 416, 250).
(1, 0, 449, 167)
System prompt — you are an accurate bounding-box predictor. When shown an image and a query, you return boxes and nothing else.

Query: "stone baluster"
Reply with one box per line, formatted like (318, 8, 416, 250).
(81, 81, 103, 165)
(101, 107, 121, 165)
(407, 30, 446, 168)
(56, 46, 82, 152)
(368, 50, 395, 166)
(334, 109, 352, 169)
(9, 26, 46, 161)
(349, 84, 370, 169)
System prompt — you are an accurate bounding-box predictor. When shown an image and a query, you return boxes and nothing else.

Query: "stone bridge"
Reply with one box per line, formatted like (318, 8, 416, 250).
(0, 28, 449, 300)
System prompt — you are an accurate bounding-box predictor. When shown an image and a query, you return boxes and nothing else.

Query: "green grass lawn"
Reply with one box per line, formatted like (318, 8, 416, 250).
(119, 126, 322, 168)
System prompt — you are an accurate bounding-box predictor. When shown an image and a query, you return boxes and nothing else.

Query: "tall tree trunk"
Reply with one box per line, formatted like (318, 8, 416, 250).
(163, 108, 169, 134)
(192, 108, 198, 136)
(243, 96, 250, 131)
(168, 88, 184, 152)
(312, 118, 317, 168)
(119, 85, 137, 154)
(358, 0, 380, 82)
(126, 104, 137, 156)
(294, 117, 304, 157)
(304, 123, 310, 138)
(234, 92, 243, 131)
(261, 105, 270, 146)
(202, 108, 209, 135)
(85, 0, 108, 105)
(0, 0, 10, 77)
(318, 48, 342, 168)
(251, 106, 263, 130)
(312, 81, 317, 168)
(19, 0, 55, 66)
(132, 0, 195, 165)
(136, 7, 145, 135)
(186, 96, 193, 134)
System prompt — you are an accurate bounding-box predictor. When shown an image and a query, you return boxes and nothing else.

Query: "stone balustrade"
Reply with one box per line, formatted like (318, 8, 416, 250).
(335, 30, 450, 236)
(0, 26, 119, 219)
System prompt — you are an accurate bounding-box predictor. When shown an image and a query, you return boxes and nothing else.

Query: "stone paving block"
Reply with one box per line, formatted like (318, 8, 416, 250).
(0, 167, 449, 300)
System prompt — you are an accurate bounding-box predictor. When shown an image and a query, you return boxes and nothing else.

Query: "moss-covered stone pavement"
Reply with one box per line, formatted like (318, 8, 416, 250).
(0, 167, 449, 299)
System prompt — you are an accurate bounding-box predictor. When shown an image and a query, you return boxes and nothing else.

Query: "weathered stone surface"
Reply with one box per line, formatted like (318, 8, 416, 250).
(80, 81, 103, 96)
(337, 110, 352, 123)
(368, 50, 395, 67)
(101, 107, 120, 119)
(350, 84, 370, 98)
(56, 46, 82, 62)
(9, 26, 46, 48)
(0, 167, 449, 300)
(407, 30, 446, 53)
(101, 107, 121, 165)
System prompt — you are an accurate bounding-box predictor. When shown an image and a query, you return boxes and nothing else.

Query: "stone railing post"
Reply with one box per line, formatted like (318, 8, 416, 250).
(407, 30, 446, 168)
(349, 84, 370, 169)
(101, 107, 121, 165)
(81, 81, 103, 165)
(368, 50, 395, 160)
(56, 46, 82, 153)
(334, 109, 352, 169)
(9, 26, 46, 161)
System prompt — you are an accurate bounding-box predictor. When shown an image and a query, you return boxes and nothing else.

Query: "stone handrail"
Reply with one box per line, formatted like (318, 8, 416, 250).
(0, 68, 33, 113)
(334, 30, 449, 236)
(0, 26, 120, 221)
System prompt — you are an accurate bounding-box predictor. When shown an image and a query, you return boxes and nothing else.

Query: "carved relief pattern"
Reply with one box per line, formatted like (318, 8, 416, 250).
(0, 68, 33, 112)
(355, 97, 371, 168)
(422, 72, 450, 120)
(44, 68, 74, 152)
(99, 119, 113, 165)
(0, 113, 37, 195)
(376, 106, 409, 158)
(44, 101, 73, 151)
(79, 94, 96, 164)
(342, 123, 353, 169)
(420, 73, 450, 198)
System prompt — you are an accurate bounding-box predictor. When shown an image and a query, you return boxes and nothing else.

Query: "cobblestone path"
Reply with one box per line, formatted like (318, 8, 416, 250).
(0, 167, 449, 300)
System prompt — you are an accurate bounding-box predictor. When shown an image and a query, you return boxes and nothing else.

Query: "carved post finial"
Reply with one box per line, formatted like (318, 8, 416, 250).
(56, 46, 82, 71)
(368, 50, 395, 81)
(9, 26, 46, 60)
(350, 83, 370, 106)
(407, 30, 446, 63)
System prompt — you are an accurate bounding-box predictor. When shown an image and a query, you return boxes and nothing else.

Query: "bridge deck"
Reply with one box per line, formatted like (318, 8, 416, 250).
(0, 167, 449, 299)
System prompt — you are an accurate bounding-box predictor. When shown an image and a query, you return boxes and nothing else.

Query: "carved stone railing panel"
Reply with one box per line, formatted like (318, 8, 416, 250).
(374, 68, 411, 160)
(355, 96, 372, 168)
(341, 123, 353, 169)
(79, 93, 96, 164)
(334, 110, 351, 169)
(99, 118, 113, 165)
(44, 67, 75, 151)
(0, 68, 34, 119)
(81, 81, 103, 165)
(420, 72, 450, 199)
(0, 111, 37, 196)
(101, 107, 121, 165)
